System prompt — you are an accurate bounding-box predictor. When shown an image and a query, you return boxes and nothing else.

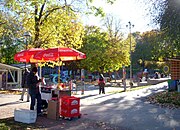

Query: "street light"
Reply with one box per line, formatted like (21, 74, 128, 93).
(24, 32, 31, 49)
(0, 41, 3, 60)
(126, 21, 134, 87)
(23, 31, 31, 72)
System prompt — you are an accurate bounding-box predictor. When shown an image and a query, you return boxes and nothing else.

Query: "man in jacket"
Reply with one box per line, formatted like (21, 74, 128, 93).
(27, 67, 42, 116)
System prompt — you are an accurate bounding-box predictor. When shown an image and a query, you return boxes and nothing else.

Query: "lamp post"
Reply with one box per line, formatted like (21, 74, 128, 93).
(0, 41, 3, 60)
(126, 21, 134, 87)
(23, 31, 31, 72)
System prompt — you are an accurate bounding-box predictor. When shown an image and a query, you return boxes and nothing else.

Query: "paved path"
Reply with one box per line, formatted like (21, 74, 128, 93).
(77, 82, 180, 130)
(0, 82, 180, 130)
(0, 94, 29, 119)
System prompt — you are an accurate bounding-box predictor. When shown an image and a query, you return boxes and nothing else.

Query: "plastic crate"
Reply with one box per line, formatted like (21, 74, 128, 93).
(60, 105, 80, 118)
(61, 96, 80, 107)
(14, 109, 37, 124)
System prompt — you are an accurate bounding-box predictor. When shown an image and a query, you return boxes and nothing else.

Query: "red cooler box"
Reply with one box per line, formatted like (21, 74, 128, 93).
(61, 96, 80, 107)
(60, 96, 81, 119)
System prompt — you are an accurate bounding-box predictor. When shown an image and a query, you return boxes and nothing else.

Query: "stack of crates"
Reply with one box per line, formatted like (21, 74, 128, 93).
(60, 96, 81, 120)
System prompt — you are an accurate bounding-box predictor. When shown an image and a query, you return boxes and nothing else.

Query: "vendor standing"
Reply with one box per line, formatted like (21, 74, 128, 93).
(27, 67, 42, 116)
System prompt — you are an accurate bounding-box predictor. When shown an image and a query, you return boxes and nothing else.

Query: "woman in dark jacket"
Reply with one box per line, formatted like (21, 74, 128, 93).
(98, 75, 105, 94)
(27, 67, 42, 115)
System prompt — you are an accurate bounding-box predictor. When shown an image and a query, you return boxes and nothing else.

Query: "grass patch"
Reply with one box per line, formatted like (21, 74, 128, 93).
(109, 85, 151, 94)
(0, 117, 42, 130)
(129, 85, 151, 91)
(0, 90, 21, 95)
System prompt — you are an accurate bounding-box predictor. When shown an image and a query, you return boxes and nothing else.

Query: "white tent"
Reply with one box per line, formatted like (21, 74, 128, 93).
(0, 63, 21, 89)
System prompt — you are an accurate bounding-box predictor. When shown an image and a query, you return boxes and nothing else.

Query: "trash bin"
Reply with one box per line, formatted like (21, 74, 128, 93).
(168, 79, 177, 91)
(177, 80, 180, 92)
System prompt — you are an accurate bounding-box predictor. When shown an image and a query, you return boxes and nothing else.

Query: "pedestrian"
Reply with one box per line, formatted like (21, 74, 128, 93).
(98, 74, 105, 94)
(27, 67, 42, 116)
(143, 69, 149, 81)
(122, 78, 126, 92)
(19, 68, 30, 102)
(154, 72, 159, 79)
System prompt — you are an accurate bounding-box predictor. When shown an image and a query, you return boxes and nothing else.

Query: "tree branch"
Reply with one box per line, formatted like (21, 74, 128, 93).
(40, 6, 64, 25)
(39, 0, 46, 22)
(0, 21, 7, 26)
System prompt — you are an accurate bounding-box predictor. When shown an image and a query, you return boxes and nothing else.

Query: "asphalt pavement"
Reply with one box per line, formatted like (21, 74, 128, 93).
(76, 81, 180, 130)
(0, 81, 180, 130)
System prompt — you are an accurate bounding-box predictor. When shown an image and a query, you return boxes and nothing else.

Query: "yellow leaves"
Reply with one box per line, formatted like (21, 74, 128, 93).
(12, 1, 84, 49)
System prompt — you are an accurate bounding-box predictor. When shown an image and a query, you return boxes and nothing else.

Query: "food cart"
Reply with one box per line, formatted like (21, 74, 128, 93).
(14, 47, 86, 121)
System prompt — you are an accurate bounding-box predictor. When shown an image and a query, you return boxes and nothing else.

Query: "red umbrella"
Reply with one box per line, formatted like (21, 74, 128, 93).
(33, 47, 86, 88)
(14, 48, 45, 63)
(33, 47, 86, 62)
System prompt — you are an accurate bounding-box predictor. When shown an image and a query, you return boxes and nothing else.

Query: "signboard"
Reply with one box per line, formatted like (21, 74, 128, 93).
(163, 66, 169, 74)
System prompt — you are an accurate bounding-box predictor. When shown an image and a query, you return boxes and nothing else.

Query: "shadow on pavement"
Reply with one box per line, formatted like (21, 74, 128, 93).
(0, 101, 26, 107)
(80, 83, 180, 130)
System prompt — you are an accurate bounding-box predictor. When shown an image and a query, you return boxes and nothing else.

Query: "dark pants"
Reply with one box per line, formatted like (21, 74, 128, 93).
(30, 92, 42, 114)
(99, 85, 105, 94)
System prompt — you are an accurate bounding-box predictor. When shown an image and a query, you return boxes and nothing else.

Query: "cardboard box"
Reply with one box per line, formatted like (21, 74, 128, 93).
(47, 100, 59, 120)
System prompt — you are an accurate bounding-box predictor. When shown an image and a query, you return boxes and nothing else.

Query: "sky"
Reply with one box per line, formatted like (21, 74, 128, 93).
(82, 0, 157, 35)
(0, 0, 157, 35)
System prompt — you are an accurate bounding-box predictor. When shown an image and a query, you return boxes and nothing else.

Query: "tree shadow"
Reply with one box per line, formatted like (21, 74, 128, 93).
(79, 84, 180, 130)
(0, 101, 26, 107)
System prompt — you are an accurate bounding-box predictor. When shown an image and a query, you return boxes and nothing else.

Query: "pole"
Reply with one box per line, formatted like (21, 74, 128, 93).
(58, 58, 61, 89)
(23, 32, 31, 86)
(126, 21, 134, 87)
(129, 21, 132, 84)
(24, 33, 28, 81)
(81, 69, 85, 95)
(25, 37, 27, 73)
(122, 66, 126, 91)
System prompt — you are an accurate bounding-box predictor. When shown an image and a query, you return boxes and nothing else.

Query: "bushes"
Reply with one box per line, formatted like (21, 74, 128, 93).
(0, 123, 8, 130)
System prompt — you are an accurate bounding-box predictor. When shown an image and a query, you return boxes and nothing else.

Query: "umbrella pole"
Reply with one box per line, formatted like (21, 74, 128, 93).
(57, 60, 62, 89)
(39, 65, 42, 78)
(58, 65, 60, 89)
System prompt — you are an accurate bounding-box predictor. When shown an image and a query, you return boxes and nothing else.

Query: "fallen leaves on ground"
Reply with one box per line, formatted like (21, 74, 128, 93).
(146, 91, 180, 109)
